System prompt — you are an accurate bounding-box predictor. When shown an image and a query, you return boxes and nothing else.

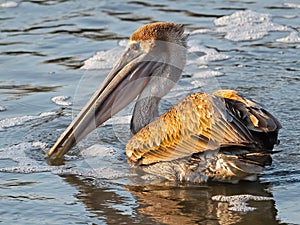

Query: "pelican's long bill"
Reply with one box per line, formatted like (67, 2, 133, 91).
(47, 41, 163, 159)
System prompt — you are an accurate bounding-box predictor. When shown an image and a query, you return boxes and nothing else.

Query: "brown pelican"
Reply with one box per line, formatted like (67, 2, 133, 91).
(48, 22, 281, 183)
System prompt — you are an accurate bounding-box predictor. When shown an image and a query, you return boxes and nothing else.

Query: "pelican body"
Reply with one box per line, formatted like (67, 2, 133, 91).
(48, 22, 281, 183)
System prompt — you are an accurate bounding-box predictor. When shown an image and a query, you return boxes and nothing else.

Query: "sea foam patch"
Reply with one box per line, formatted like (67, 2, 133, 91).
(0, 112, 56, 131)
(0, 1, 19, 8)
(283, 2, 300, 8)
(193, 70, 224, 78)
(51, 95, 72, 106)
(81, 46, 124, 70)
(79, 144, 131, 179)
(0, 142, 51, 173)
(214, 10, 288, 41)
(212, 194, 272, 212)
(188, 40, 230, 65)
(80, 48, 120, 70)
(0, 105, 6, 112)
(0, 142, 131, 180)
(79, 144, 118, 158)
(276, 31, 300, 43)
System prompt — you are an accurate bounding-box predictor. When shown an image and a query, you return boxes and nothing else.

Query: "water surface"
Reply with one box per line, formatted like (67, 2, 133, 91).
(1, 0, 300, 224)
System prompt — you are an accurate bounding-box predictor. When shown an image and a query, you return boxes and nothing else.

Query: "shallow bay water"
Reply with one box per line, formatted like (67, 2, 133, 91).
(0, 0, 299, 224)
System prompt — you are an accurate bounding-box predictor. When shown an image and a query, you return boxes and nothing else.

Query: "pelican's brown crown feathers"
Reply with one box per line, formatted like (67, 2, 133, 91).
(130, 22, 186, 43)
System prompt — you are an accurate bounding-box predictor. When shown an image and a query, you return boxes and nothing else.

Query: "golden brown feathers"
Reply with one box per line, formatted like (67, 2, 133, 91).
(125, 91, 274, 166)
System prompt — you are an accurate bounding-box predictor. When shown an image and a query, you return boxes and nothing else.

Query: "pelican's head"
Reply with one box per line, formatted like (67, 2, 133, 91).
(48, 22, 188, 159)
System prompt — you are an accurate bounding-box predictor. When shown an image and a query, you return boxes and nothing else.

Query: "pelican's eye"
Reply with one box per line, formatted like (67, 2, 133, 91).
(129, 42, 140, 51)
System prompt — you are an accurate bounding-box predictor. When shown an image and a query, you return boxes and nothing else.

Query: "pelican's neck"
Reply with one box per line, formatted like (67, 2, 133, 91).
(130, 96, 160, 134)
(130, 35, 187, 134)
(130, 63, 184, 134)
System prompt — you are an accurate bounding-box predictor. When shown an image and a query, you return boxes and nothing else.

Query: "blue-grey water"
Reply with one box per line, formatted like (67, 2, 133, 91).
(1, 0, 299, 224)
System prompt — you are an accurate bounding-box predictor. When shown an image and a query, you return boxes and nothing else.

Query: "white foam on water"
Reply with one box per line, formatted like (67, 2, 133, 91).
(78, 144, 133, 179)
(80, 144, 118, 157)
(51, 95, 72, 106)
(212, 194, 272, 212)
(276, 31, 300, 43)
(214, 10, 288, 41)
(0, 112, 56, 131)
(80, 47, 124, 70)
(190, 28, 210, 35)
(283, 2, 300, 8)
(104, 115, 131, 126)
(0, 1, 19, 8)
(118, 39, 128, 47)
(188, 41, 230, 65)
(0, 105, 6, 112)
(0, 142, 132, 180)
(0, 142, 52, 173)
(193, 70, 224, 78)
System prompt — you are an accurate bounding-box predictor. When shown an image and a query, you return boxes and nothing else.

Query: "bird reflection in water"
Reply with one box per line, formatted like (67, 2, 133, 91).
(62, 174, 281, 225)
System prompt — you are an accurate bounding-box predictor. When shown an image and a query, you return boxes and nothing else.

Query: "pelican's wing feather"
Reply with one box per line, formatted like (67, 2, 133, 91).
(126, 92, 257, 166)
(213, 90, 282, 133)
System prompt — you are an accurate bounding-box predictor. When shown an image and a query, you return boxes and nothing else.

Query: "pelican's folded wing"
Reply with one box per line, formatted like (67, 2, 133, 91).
(126, 92, 257, 166)
(213, 90, 282, 133)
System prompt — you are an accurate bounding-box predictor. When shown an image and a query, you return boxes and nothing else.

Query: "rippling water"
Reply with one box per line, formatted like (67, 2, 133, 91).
(1, 0, 299, 224)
